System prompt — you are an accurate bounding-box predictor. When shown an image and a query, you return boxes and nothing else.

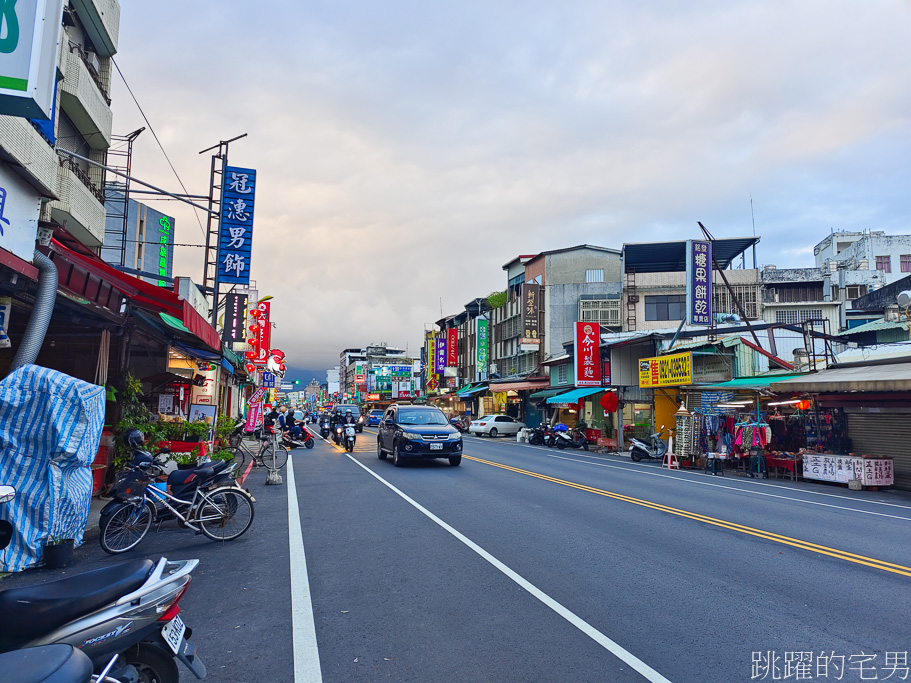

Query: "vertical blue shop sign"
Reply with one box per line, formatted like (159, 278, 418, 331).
(217, 166, 257, 284)
(686, 240, 713, 325)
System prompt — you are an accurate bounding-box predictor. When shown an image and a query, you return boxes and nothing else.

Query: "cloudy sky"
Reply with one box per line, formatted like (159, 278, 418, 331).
(110, 0, 911, 372)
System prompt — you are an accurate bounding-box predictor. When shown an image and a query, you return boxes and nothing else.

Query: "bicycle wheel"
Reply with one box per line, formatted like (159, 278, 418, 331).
(197, 488, 255, 541)
(260, 439, 288, 470)
(231, 445, 247, 477)
(100, 500, 154, 554)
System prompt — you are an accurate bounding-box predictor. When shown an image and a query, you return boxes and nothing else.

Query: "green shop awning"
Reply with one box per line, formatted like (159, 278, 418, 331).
(546, 387, 603, 404)
(529, 388, 564, 399)
(696, 374, 806, 391)
(159, 312, 191, 334)
(457, 384, 488, 398)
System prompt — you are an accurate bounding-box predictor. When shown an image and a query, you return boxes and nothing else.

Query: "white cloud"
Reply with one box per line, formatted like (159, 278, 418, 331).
(109, 0, 911, 368)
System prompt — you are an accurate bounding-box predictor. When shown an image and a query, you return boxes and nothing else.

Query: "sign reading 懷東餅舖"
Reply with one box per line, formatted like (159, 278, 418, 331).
(686, 240, 713, 325)
(574, 321, 601, 387)
(218, 167, 256, 285)
(638, 352, 693, 388)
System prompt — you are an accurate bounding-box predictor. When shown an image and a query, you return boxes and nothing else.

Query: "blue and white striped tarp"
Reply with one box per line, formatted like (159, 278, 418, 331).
(0, 365, 105, 572)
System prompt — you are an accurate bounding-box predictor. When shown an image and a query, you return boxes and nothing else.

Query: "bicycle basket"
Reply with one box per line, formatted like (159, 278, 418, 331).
(113, 468, 152, 500)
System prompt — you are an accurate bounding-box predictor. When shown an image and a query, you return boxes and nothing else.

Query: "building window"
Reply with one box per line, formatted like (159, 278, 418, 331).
(644, 295, 686, 321)
(901, 255, 911, 273)
(714, 285, 760, 319)
(775, 309, 823, 325)
(845, 285, 867, 300)
(579, 299, 621, 327)
(876, 256, 891, 273)
(557, 364, 568, 385)
(586, 269, 604, 283)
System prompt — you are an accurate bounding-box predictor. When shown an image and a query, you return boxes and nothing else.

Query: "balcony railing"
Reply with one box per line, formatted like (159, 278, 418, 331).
(59, 153, 106, 204)
(69, 43, 111, 105)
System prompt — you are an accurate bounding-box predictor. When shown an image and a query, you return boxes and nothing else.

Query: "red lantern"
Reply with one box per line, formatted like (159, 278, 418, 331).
(796, 399, 812, 411)
(249, 324, 259, 333)
(245, 351, 256, 359)
(247, 338, 256, 345)
(600, 392, 619, 412)
(245, 363, 256, 373)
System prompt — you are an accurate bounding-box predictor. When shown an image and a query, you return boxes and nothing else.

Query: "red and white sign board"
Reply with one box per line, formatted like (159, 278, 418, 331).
(574, 321, 602, 387)
(248, 387, 267, 404)
(447, 328, 458, 367)
(251, 301, 272, 364)
(245, 402, 263, 432)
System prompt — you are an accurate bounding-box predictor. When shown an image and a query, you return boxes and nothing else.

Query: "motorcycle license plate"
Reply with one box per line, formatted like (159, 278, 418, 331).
(161, 614, 186, 655)
(429, 443, 443, 450)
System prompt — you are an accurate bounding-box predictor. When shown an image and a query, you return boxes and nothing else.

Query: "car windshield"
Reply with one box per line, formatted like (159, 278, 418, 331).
(477, 415, 493, 421)
(397, 409, 449, 426)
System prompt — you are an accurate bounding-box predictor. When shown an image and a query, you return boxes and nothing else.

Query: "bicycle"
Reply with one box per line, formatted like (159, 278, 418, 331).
(100, 455, 255, 554)
(229, 423, 289, 475)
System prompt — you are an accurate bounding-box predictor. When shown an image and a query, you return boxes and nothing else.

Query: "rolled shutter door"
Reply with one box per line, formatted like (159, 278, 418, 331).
(846, 412, 911, 490)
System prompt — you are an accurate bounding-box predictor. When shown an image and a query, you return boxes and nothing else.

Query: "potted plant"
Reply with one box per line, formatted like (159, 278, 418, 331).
(183, 421, 211, 443)
(214, 415, 237, 448)
(43, 536, 75, 568)
(170, 445, 201, 470)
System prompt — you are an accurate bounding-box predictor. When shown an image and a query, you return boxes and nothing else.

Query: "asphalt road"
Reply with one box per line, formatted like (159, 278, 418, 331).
(5, 430, 911, 683)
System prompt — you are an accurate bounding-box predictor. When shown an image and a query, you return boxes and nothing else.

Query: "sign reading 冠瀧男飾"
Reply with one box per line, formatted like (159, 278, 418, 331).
(218, 167, 256, 285)
(686, 240, 713, 325)
(638, 352, 693, 388)
(0, 0, 63, 120)
(574, 321, 601, 387)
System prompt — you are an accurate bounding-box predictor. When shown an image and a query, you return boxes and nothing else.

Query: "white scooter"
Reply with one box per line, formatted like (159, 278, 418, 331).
(629, 426, 669, 462)
(344, 424, 356, 452)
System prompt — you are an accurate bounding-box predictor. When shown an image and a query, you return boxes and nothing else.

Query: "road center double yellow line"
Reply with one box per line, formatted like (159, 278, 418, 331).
(465, 455, 911, 579)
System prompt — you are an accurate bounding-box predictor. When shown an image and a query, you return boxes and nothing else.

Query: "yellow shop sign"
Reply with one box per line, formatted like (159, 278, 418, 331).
(638, 352, 692, 388)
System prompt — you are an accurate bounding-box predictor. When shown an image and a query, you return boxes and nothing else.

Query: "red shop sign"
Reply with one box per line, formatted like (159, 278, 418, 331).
(447, 328, 458, 367)
(574, 321, 601, 387)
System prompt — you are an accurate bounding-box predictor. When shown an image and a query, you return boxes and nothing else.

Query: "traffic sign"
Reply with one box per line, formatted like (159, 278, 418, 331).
(280, 383, 294, 390)
(262, 372, 276, 388)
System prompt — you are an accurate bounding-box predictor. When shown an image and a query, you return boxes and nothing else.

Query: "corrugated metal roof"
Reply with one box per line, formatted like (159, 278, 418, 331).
(837, 318, 911, 336)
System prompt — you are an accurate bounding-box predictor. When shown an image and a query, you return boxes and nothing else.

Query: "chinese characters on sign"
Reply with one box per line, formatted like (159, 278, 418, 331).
(638, 352, 693, 388)
(250, 301, 271, 364)
(687, 240, 713, 325)
(574, 321, 602, 387)
(156, 215, 173, 286)
(447, 329, 458, 367)
(476, 319, 488, 376)
(222, 292, 248, 342)
(217, 167, 257, 285)
(434, 337, 447, 375)
(521, 284, 541, 346)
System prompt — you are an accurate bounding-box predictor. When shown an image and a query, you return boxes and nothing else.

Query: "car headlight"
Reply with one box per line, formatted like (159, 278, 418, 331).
(403, 432, 422, 441)
(448, 433, 462, 441)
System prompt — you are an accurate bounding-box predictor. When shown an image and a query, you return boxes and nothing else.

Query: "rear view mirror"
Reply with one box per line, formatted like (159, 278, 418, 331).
(0, 485, 16, 504)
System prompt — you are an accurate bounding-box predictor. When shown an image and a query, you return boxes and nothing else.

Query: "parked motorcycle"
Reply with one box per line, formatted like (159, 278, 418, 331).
(629, 426, 669, 462)
(554, 427, 590, 450)
(0, 483, 205, 683)
(527, 425, 548, 446)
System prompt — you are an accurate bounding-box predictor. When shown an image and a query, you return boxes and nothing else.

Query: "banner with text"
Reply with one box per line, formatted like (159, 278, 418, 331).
(476, 319, 488, 374)
(638, 352, 693, 388)
(447, 328, 458, 367)
(521, 283, 541, 348)
(686, 240, 713, 325)
(218, 166, 257, 285)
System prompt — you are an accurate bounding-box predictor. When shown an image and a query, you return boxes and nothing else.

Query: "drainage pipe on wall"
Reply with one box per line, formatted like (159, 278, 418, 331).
(9, 251, 58, 372)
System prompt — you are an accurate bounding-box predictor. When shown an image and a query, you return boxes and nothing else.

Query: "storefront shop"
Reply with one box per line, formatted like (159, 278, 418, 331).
(771, 363, 910, 490)
(487, 379, 549, 426)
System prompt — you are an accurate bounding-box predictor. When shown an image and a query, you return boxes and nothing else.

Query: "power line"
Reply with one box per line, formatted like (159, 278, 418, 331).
(112, 58, 207, 238)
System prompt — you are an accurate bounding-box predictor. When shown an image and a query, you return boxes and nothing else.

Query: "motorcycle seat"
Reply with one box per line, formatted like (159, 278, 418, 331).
(0, 644, 93, 683)
(167, 464, 217, 487)
(0, 559, 155, 645)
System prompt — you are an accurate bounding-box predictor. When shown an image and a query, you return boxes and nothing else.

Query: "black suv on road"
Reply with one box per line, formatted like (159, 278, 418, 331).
(377, 404, 463, 467)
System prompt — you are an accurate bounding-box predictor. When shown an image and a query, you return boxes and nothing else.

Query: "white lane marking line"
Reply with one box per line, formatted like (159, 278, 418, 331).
(346, 454, 672, 683)
(286, 452, 323, 683)
(500, 442, 911, 518)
